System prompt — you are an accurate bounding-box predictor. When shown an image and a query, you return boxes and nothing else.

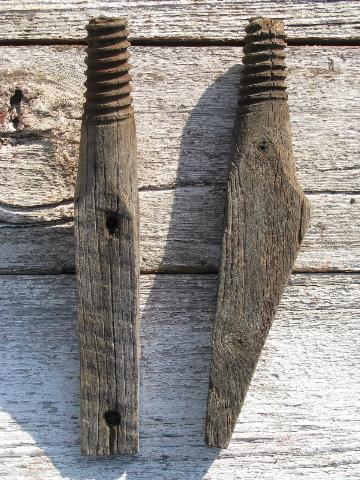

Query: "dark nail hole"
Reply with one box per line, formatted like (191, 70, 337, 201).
(258, 140, 268, 151)
(104, 410, 121, 426)
(9, 87, 27, 131)
(350, 198, 356, 205)
(12, 117, 20, 129)
(61, 265, 75, 274)
(105, 211, 120, 236)
(10, 87, 24, 112)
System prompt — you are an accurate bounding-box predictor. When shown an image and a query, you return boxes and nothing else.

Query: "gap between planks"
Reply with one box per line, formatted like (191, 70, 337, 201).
(1, 271, 360, 277)
(0, 38, 360, 47)
(2, 190, 360, 210)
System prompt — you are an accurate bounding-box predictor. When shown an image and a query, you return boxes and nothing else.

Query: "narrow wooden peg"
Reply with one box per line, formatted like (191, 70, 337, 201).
(205, 17, 311, 448)
(74, 17, 139, 455)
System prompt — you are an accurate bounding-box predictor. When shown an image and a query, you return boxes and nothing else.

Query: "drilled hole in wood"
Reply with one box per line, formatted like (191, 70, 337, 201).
(105, 211, 120, 236)
(9, 87, 27, 131)
(10, 87, 24, 112)
(12, 117, 20, 129)
(104, 410, 121, 427)
(258, 140, 268, 151)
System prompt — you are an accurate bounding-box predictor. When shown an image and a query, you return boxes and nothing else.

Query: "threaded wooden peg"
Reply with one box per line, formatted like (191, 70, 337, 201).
(84, 17, 132, 123)
(74, 17, 139, 456)
(205, 17, 311, 449)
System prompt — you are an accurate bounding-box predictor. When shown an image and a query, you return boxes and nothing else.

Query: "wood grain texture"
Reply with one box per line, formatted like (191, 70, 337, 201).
(0, 3, 358, 478)
(0, 273, 359, 479)
(0, 45, 359, 273)
(1, 46, 359, 202)
(0, 1, 359, 40)
(74, 18, 140, 455)
(0, 192, 359, 274)
(205, 17, 311, 448)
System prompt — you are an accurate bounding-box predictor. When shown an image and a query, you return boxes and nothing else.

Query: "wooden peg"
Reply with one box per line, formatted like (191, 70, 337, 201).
(74, 17, 139, 455)
(205, 17, 311, 448)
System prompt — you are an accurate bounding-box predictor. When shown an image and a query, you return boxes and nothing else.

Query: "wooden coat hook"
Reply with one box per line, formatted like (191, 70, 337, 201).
(205, 17, 311, 448)
(74, 17, 140, 455)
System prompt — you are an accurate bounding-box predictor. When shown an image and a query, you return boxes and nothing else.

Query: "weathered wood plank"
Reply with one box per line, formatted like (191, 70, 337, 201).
(74, 18, 140, 455)
(0, 1, 359, 40)
(0, 273, 359, 478)
(1, 46, 359, 205)
(0, 192, 359, 273)
(205, 18, 311, 448)
(1, 46, 359, 274)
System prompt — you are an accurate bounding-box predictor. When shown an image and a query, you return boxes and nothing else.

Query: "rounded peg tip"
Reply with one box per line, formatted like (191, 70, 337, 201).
(86, 16, 128, 30)
(246, 17, 285, 37)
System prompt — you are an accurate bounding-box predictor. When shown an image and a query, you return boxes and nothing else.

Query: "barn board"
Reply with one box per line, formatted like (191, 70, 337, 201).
(0, 1, 359, 41)
(0, 273, 359, 479)
(1, 4, 359, 478)
(1, 192, 360, 273)
(1, 46, 359, 201)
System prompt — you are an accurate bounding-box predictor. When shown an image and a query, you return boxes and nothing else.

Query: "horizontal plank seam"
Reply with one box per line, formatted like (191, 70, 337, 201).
(0, 198, 74, 210)
(1, 190, 359, 214)
(0, 37, 360, 47)
(1, 269, 360, 276)
(0, 218, 74, 227)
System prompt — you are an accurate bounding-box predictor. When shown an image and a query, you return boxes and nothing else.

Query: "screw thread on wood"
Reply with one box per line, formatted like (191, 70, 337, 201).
(240, 17, 287, 106)
(84, 17, 132, 124)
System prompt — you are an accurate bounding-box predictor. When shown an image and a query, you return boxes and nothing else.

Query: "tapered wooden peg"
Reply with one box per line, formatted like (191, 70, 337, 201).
(205, 17, 311, 448)
(74, 17, 139, 455)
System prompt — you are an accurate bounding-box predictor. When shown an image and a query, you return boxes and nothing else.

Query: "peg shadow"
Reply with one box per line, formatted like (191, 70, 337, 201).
(0, 64, 240, 478)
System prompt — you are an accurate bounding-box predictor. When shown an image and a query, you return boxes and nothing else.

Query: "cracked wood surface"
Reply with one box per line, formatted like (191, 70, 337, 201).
(0, 6, 359, 478)
(75, 112, 140, 456)
(74, 18, 140, 455)
(0, 274, 359, 479)
(0, 191, 359, 274)
(0, 46, 359, 274)
(205, 17, 311, 448)
(0, 1, 359, 40)
(1, 46, 359, 203)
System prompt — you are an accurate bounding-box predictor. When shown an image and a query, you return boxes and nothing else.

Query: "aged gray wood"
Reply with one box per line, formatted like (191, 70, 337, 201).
(0, 46, 359, 274)
(206, 18, 310, 448)
(0, 273, 359, 479)
(0, 191, 360, 274)
(74, 18, 139, 455)
(0, 3, 358, 479)
(0, 1, 359, 40)
(1, 46, 359, 200)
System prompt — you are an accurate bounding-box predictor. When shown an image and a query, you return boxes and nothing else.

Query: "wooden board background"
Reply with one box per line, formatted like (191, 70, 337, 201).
(1, 274, 359, 479)
(0, 1, 360, 40)
(0, 1, 359, 479)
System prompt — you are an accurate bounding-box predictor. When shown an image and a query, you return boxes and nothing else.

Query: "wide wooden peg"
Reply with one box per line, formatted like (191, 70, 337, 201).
(205, 17, 311, 448)
(74, 17, 139, 455)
